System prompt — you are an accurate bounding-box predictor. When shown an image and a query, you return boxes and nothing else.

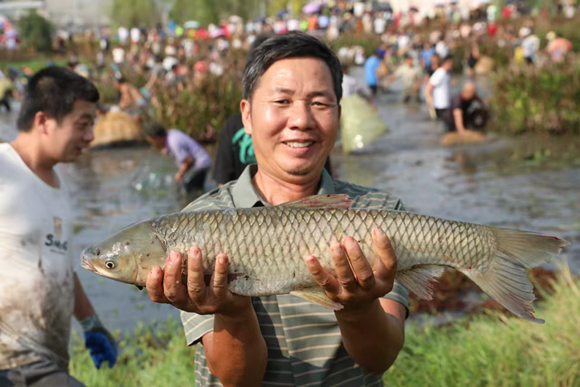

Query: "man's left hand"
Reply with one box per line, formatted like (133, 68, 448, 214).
(81, 315, 118, 369)
(305, 227, 397, 311)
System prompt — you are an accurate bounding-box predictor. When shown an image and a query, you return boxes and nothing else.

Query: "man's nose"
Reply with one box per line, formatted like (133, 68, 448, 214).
(84, 127, 95, 143)
(288, 101, 315, 130)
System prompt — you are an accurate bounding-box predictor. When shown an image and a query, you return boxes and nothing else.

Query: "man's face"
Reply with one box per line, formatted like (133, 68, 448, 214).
(241, 57, 340, 183)
(43, 100, 96, 163)
(443, 60, 453, 71)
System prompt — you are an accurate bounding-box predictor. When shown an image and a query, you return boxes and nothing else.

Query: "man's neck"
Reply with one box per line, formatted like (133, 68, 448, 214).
(11, 134, 60, 188)
(253, 169, 321, 206)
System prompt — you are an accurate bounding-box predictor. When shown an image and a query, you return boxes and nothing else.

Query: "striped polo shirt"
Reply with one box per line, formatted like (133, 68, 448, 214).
(180, 165, 409, 387)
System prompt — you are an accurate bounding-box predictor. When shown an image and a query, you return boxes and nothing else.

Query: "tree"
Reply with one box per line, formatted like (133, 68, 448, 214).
(18, 11, 54, 53)
(110, 0, 161, 28)
(169, 0, 218, 25)
(169, 0, 265, 26)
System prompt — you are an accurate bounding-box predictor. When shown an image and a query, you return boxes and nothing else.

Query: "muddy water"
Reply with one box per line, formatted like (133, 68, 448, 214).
(1, 85, 578, 334)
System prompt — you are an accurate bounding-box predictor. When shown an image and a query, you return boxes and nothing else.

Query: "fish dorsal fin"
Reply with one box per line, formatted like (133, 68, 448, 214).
(280, 194, 353, 210)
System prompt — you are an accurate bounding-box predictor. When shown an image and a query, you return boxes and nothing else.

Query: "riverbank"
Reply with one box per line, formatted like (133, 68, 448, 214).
(69, 269, 579, 386)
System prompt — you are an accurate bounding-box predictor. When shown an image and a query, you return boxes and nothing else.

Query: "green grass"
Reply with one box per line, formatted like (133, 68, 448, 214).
(70, 270, 580, 386)
(0, 59, 67, 73)
(385, 269, 580, 387)
(69, 318, 196, 386)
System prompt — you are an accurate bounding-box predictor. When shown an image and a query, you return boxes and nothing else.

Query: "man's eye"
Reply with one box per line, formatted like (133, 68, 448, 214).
(275, 100, 290, 105)
(312, 101, 326, 106)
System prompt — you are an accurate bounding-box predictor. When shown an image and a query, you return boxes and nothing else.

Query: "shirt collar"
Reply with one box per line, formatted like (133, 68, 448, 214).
(231, 164, 335, 208)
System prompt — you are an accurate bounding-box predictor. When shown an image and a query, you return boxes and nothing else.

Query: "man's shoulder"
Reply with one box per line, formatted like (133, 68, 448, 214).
(333, 179, 403, 210)
(181, 182, 236, 212)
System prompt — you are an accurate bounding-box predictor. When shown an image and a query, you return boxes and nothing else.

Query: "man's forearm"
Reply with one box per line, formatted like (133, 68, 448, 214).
(175, 159, 193, 182)
(336, 300, 404, 375)
(73, 273, 97, 321)
(204, 308, 267, 386)
(425, 84, 433, 105)
(453, 109, 466, 133)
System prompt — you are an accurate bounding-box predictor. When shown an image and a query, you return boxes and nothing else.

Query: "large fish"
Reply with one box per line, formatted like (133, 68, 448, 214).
(81, 194, 570, 323)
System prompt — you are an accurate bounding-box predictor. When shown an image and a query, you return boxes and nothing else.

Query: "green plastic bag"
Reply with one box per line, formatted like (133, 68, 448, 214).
(340, 95, 388, 153)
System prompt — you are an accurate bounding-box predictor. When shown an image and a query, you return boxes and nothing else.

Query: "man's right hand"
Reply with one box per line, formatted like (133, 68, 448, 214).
(146, 247, 252, 317)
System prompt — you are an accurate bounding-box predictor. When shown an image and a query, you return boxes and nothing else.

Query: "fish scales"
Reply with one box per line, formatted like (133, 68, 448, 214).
(81, 194, 570, 323)
(151, 208, 494, 296)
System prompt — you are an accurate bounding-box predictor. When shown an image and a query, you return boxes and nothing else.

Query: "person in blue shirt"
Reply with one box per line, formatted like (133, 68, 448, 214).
(364, 50, 381, 97)
(420, 43, 435, 74)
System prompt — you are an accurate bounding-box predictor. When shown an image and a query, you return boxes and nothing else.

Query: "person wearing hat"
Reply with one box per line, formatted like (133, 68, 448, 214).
(519, 27, 540, 65)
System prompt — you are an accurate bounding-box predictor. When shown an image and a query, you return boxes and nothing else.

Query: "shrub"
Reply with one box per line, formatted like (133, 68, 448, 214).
(490, 57, 580, 135)
(151, 69, 243, 141)
(17, 11, 54, 54)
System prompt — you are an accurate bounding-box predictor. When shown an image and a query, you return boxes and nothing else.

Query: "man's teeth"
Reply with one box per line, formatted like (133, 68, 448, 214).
(286, 141, 313, 148)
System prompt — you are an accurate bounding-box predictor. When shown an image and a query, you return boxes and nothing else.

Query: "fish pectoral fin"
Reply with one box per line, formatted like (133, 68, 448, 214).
(395, 265, 445, 300)
(290, 288, 344, 311)
(280, 194, 353, 210)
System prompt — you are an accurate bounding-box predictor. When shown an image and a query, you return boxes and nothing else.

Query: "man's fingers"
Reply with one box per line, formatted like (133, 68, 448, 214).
(330, 241, 357, 292)
(305, 255, 341, 295)
(342, 236, 375, 290)
(210, 254, 230, 300)
(372, 228, 397, 284)
(187, 247, 206, 304)
(146, 266, 170, 304)
(163, 251, 190, 306)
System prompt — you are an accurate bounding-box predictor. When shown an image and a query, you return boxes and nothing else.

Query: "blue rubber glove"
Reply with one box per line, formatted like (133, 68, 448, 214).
(80, 315, 118, 369)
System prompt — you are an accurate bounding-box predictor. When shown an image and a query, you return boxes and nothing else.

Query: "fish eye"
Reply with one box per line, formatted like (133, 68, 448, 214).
(105, 260, 116, 269)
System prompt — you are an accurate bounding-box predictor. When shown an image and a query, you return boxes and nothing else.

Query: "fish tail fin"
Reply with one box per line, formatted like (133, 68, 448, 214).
(464, 228, 570, 324)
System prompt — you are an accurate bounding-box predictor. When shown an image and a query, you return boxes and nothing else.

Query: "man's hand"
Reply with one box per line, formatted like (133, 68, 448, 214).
(80, 315, 118, 369)
(146, 247, 252, 317)
(305, 227, 397, 312)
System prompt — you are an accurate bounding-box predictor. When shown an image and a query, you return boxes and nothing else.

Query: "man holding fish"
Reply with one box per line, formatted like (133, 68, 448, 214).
(81, 32, 568, 386)
(148, 32, 409, 386)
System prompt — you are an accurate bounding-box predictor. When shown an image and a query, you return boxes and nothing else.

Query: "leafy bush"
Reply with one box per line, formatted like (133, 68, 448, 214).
(151, 69, 243, 141)
(490, 57, 580, 135)
(17, 11, 54, 53)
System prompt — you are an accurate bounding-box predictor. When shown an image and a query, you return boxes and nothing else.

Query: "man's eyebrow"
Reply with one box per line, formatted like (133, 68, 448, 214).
(308, 90, 334, 98)
(273, 87, 334, 98)
(273, 87, 294, 94)
(76, 113, 95, 122)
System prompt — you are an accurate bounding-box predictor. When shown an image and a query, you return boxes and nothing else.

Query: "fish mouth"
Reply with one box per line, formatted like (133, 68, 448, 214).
(81, 249, 97, 273)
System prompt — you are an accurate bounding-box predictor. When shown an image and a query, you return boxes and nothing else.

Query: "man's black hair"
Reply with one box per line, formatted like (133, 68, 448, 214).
(143, 122, 167, 138)
(17, 66, 99, 132)
(242, 31, 343, 103)
(248, 34, 272, 59)
(442, 55, 454, 63)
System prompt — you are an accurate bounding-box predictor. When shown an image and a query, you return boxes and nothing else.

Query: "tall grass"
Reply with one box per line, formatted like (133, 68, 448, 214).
(384, 269, 580, 387)
(70, 269, 579, 386)
(491, 57, 580, 135)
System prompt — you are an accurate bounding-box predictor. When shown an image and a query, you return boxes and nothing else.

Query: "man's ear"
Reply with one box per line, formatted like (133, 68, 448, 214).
(240, 99, 252, 135)
(34, 111, 50, 135)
